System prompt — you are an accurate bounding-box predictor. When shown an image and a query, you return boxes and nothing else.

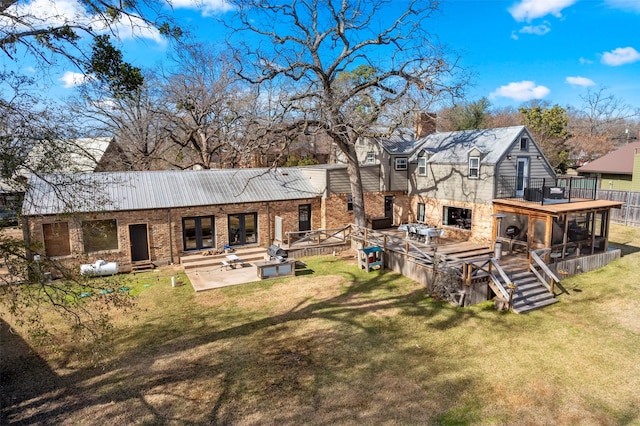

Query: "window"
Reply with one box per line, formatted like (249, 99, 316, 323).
(418, 157, 427, 176)
(468, 156, 480, 178)
(82, 219, 118, 253)
(347, 194, 353, 211)
(417, 203, 425, 223)
(43, 222, 71, 257)
(443, 206, 472, 230)
(365, 151, 375, 164)
(395, 157, 408, 170)
(520, 137, 529, 150)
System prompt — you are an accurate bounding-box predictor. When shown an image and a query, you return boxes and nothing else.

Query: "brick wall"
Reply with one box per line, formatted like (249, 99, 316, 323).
(26, 197, 321, 271)
(323, 191, 409, 229)
(412, 196, 493, 243)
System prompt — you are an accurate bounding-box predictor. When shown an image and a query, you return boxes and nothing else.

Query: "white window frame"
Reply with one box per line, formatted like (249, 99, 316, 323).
(365, 151, 375, 164)
(417, 203, 426, 223)
(520, 137, 529, 151)
(418, 157, 427, 176)
(395, 157, 408, 170)
(468, 156, 480, 179)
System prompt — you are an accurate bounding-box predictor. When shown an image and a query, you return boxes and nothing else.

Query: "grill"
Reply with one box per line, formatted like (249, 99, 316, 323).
(267, 245, 288, 261)
(505, 225, 520, 238)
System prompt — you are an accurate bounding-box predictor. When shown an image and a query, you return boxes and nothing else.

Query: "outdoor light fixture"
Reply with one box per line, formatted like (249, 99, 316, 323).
(507, 154, 512, 160)
(537, 154, 542, 160)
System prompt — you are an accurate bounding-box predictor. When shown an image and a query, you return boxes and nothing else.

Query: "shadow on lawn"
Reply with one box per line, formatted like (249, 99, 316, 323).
(3, 263, 504, 424)
(609, 241, 640, 257)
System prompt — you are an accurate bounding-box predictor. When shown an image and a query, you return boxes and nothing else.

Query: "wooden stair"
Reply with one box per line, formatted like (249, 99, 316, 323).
(503, 266, 559, 314)
(131, 260, 155, 273)
(180, 246, 268, 271)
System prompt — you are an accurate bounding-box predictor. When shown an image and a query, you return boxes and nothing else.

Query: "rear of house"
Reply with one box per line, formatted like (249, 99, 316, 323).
(22, 169, 322, 272)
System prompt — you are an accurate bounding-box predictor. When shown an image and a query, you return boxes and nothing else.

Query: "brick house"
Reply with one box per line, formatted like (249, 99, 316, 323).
(22, 168, 322, 271)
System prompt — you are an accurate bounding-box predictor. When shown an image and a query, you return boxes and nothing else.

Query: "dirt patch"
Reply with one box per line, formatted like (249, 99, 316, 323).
(237, 275, 345, 314)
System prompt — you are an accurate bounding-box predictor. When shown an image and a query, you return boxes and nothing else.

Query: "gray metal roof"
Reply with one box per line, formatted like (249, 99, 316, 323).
(23, 168, 321, 216)
(410, 126, 526, 164)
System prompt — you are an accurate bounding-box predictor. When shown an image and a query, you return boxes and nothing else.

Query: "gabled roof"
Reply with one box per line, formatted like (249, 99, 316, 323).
(22, 168, 321, 216)
(577, 141, 640, 175)
(376, 129, 421, 155)
(410, 126, 527, 164)
(27, 137, 116, 173)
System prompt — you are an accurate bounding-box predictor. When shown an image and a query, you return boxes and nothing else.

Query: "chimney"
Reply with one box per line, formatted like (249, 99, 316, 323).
(414, 112, 437, 139)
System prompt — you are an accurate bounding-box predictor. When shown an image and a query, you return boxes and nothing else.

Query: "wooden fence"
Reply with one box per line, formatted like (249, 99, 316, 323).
(597, 190, 640, 227)
(570, 188, 640, 228)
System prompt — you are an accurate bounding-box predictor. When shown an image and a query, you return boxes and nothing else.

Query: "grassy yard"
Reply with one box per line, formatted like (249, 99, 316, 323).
(2, 224, 640, 425)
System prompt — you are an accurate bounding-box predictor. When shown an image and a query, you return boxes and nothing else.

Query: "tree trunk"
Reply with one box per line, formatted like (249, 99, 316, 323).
(338, 140, 367, 227)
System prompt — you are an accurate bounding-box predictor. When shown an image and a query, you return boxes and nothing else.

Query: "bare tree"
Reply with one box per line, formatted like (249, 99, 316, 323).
(568, 88, 640, 164)
(227, 0, 465, 226)
(69, 71, 173, 171)
(0, 0, 180, 341)
(158, 44, 258, 170)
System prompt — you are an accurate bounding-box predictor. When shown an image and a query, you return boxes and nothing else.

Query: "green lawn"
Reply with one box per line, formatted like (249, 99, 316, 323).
(2, 224, 640, 425)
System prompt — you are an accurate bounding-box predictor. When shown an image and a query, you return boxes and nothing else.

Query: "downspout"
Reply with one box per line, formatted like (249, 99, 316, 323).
(267, 202, 271, 245)
(167, 209, 174, 265)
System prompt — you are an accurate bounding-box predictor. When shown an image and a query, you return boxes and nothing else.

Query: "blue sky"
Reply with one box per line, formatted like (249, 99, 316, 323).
(4, 0, 640, 111)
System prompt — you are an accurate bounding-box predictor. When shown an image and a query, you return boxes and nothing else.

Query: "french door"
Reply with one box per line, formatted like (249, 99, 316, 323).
(183, 216, 214, 251)
(228, 213, 258, 246)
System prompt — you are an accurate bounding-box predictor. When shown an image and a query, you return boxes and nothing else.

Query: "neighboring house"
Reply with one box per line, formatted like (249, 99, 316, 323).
(577, 141, 640, 191)
(2, 137, 126, 212)
(26, 137, 128, 173)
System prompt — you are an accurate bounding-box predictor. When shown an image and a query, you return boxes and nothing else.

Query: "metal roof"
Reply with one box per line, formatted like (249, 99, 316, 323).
(411, 126, 526, 164)
(22, 168, 321, 216)
(577, 141, 640, 175)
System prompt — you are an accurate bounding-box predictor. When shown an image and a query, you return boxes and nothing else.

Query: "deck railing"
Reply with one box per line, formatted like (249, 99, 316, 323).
(495, 176, 598, 205)
(530, 248, 561, 294)
(461, 258, 514, 308)
(285, 224, 352, 247)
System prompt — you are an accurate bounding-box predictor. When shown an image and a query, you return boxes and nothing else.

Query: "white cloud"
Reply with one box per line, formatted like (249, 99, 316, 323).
(171, 0, 235, 16)
(519, 22, 551, 36)
(509, 0, 577, 22)
(601, 47, 640, 66)
(605, 0, 640, 12)
(566, 76, 595, 86)
(579, 57, 593, 65)
(489, 81, 550, 102)
(59, 71, 90, 88)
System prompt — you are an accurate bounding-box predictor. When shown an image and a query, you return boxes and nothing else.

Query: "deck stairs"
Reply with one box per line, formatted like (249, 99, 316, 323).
(180, 247, 268, 272)
(494, 256, 559, 313)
